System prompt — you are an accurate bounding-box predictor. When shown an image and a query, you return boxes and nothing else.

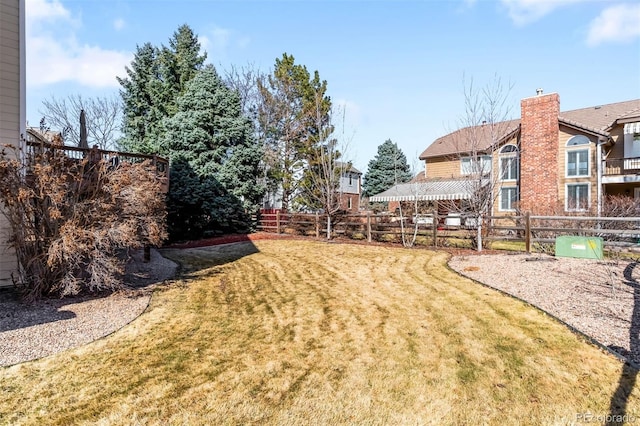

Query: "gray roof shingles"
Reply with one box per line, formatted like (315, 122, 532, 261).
(419, 99, 640, 160)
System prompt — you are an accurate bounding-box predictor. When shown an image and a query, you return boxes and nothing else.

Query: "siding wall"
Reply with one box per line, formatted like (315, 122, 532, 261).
(339, 172, 360, 195)
(606, 125, 626, 159)
(424, 157, 461, 179)
(0, 0, 24, 286)
(557, 126, 598, 213)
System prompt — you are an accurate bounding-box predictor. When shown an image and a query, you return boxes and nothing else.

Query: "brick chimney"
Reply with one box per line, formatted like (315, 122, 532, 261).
(519, 91, 560, 214)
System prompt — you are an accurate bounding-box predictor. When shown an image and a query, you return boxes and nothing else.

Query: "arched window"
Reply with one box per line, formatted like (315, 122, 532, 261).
(566, 135, 590, 146)
(566, 135, 590, 177)
(498, 144, 519, 211)
(500, 144, 518, 153)
(499, 144, 518, 181)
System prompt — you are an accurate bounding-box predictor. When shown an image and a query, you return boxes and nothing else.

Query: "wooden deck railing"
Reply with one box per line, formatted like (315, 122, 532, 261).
(603, 157, 640, 176)
(25, 140, 170, 193)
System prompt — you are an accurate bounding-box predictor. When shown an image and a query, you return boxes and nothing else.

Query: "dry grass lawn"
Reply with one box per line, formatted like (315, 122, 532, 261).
(1, 239, 639, 425)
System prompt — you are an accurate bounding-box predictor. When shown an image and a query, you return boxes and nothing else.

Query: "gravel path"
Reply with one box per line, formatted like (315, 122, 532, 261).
(449, 252, 640, 365)
(0, 248, 177, 367)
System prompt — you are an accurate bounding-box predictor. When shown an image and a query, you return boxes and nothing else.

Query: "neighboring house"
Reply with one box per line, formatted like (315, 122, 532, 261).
(371, 91, 640, 217)
(336, 162, 362, 212)
(0, 0, 25, 287)
(261, 162, 362, 213)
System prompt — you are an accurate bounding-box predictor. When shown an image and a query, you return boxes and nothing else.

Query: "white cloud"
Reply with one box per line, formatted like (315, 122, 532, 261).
(26, 0, 132, 88)
(500, 0, 588, 26)
(113, 18, 125, 31)
(459, 0, 478, 11)
(211, 26, 231, 50)
(586, 3, 640, 46)
(27, 0, 72, 22)
(199, 25, 250, 61)
(198, 35, 211, 55)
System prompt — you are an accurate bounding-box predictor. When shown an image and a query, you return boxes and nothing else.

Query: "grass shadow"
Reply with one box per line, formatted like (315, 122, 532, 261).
(160, 239, 260, 281)
(607, 262, 640, 425)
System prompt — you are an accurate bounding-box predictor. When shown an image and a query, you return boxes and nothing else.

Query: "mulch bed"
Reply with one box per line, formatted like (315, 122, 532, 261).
(163, 231, 504, 257)
(163, 232, 296, 249)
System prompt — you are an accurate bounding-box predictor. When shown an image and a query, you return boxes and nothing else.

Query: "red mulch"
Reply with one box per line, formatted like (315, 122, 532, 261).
(163, 232, 295, 249)
(163, 232, 505, 256)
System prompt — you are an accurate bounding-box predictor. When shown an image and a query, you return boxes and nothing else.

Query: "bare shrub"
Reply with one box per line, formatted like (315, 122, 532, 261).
(0, 143, 167, 302)
(601, 195, 640, 220)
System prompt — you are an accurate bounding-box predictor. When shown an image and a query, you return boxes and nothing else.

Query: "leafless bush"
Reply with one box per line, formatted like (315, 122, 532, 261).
(0, 143, 166, 302)
(602, 195, 640, 222)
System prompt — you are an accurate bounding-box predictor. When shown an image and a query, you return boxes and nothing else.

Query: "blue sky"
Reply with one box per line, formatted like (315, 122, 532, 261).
(26, 0, 640, 173)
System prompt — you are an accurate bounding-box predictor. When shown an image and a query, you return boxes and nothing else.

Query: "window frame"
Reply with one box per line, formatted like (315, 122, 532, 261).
(565, 135, 590, 178)
(499, 186, 518, 212)
(460, 155, 492, 176)
(499, 144, 519, 181)
(565, 183, 590, 212)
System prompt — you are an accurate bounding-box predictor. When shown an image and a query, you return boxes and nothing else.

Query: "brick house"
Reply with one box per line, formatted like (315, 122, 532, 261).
(370, 91, 640, 217)
(337, 162, 362, 212)
(0, 0, 25, 286)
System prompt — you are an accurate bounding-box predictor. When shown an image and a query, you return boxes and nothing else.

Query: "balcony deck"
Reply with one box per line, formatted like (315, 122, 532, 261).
(25, 140, 170, 193)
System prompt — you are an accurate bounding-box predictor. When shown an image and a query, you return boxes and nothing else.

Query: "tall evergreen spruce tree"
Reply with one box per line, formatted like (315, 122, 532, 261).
(362, 139, 413, 197)
(117, 42, 162, 154)
(119, 25, 263, 240)
(118, 24, 206, 155)
(163, 65, 264, 240)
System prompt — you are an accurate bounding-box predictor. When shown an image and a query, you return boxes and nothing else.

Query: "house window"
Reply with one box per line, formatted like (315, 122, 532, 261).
(566, 135, 590, 177)
(347, 198, 352, 209)
(349, 174, 353, 186)
(499, 186, 518, 211)
(461, 155, 491, 176)
(499, 145, 518, 181)
(566, 183, 590, 211)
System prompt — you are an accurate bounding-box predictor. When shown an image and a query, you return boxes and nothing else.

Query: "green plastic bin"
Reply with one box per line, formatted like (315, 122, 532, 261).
(555, 236, 603, 260)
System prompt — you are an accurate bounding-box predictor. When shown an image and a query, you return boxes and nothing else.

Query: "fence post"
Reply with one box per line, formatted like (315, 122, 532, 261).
(367, 212, 372, 242)
(525, 212, 531, 253)
(315, 212, 320, 238)
(432, 210, 438, 247)
(476, 215, 482, 253)
(276, 210, 281, 235)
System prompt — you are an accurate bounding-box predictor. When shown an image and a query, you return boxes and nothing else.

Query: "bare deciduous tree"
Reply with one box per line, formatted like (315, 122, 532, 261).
(222, 63, 265, 119)
(446, 74, 515, 249)
(299, 95, 351, 239)
(39, 94, 122, 150)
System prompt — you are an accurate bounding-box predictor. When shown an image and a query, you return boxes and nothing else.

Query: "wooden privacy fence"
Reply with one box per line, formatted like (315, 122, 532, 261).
(256, 211, 640, 253)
